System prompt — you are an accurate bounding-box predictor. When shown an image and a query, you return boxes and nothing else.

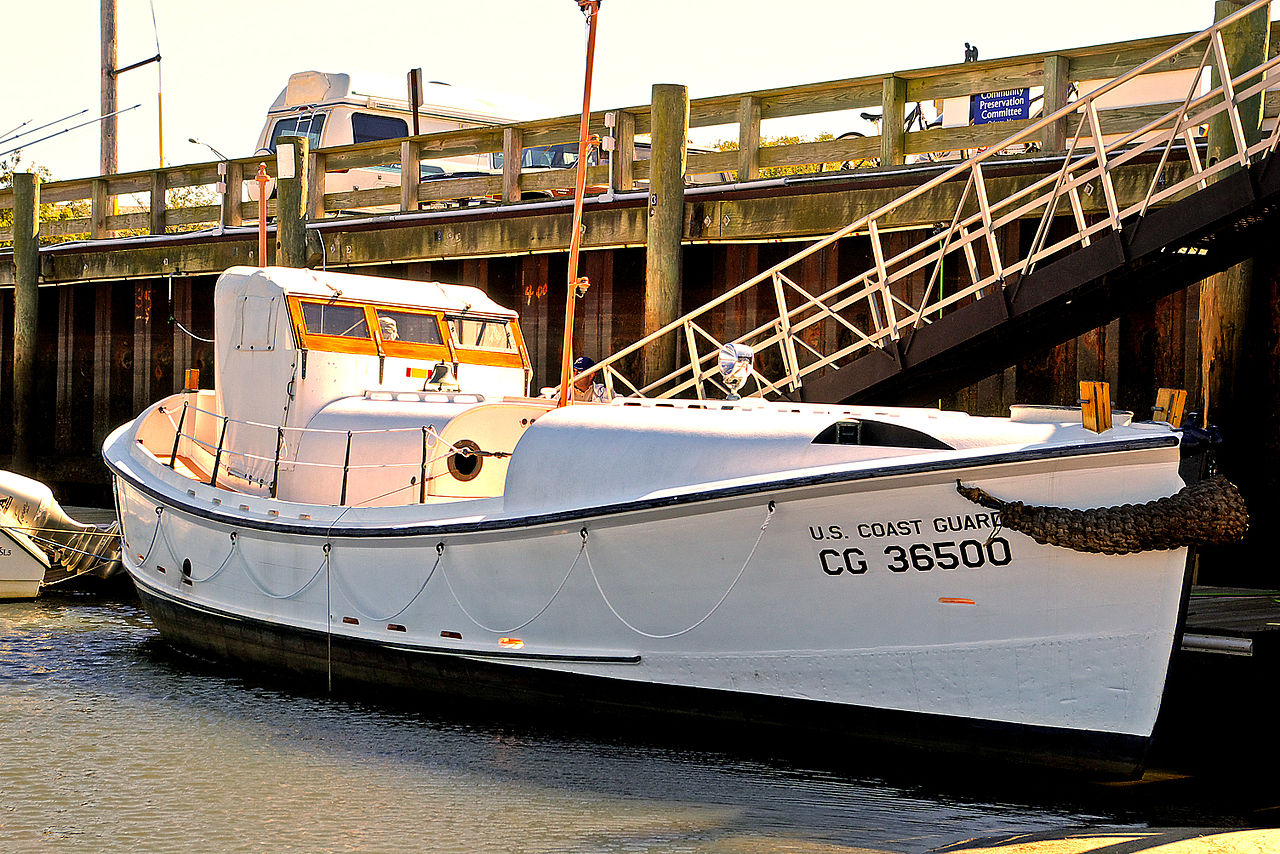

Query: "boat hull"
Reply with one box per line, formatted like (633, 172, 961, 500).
(110, 434, 1191, 777)
(0, 528, 49, 600)
(132, 575, 1151, 777)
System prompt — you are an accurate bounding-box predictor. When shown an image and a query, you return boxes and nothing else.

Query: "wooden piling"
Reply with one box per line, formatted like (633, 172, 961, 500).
(880, 76, 906, 167)
(275, 135, 309, 268)
(149, 170, 167, 235)
(223, 162, 243, 228)
(1041, 55, 1071, 153)
(502, 128, 522, 204)
(1200, 0, 1269, 425)
(737, 96, 762, 181)
(610, 110, 635, 193)
(1197, 0, 1272, 584)
(644, 83, 688, 388)
(11, 173, 40, 474)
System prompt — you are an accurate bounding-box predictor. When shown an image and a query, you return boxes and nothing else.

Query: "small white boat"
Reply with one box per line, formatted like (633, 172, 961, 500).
(103, 264, 1239, 776)
(0, 470, 123, 598)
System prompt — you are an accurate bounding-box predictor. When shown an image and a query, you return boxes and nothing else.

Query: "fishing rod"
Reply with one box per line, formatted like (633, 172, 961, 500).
(0, 104, 141, 159)
(0, 119, 32, 143)
(0, 109, 90, 148)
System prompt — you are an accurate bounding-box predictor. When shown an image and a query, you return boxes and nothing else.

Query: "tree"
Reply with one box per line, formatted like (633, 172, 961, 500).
(0, 153, 91, 246)
(713, 132, 848, 178)
(1, 153, 217, 244)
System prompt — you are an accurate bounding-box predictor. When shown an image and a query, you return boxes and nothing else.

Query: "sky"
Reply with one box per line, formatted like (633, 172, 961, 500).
(0, 1, 1269, 182)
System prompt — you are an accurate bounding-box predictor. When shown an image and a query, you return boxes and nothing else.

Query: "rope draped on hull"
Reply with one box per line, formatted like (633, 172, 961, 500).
(955, 475, 1248, 555)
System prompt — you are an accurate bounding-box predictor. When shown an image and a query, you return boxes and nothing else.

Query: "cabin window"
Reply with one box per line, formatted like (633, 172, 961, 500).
(269, 113, 327, 152)
(375, 309, 443, 345)
(352, 113, 409, 144)
(449, 317, 516, 352)
(301, 302, 370, 339)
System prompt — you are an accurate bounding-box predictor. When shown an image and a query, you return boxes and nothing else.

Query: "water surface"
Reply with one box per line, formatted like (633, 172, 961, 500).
(0, 598, 1250, 852)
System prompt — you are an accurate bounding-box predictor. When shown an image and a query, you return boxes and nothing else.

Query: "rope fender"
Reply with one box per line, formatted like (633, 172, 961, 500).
(955, 474, 1248, 555)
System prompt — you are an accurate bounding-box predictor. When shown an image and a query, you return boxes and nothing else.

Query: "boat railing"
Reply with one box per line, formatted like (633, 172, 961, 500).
(155, 399, 474, 507)
(587, 0, 1280, 401)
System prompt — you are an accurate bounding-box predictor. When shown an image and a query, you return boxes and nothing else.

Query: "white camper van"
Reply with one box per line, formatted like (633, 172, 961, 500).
(251, 71, 518, 201)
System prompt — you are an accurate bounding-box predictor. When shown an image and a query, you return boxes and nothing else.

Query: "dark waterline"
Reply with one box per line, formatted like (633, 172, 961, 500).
(0, 597, 1257, 852)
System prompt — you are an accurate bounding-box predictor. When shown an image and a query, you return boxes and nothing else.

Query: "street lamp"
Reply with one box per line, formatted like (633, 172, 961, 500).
(188, 137, 228, 160)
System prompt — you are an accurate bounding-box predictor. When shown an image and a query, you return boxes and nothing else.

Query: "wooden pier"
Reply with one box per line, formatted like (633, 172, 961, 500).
(2, 11, 1280, 593)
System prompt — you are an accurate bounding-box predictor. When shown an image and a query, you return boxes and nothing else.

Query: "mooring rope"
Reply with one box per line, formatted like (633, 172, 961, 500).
(586, 501, 776, 640)
(126, 505, 166, 567)
(19, 529, 120, 565)
(439, 537, 586, 635)
(184, 530, 240, 584)
(328, 542, 446, 622)
(956, 474, 1248, 555)
(155, 510, 187, 567)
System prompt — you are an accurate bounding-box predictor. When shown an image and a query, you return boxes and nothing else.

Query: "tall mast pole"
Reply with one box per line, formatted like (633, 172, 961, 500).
(557, 0, 601, 406)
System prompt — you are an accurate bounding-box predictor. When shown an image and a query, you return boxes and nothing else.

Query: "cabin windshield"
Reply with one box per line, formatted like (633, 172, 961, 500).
(287, 296, 523, 369)
(449, 317, 517, 352)
(374, 308, 443, 345)
(301, 302, 369, 338)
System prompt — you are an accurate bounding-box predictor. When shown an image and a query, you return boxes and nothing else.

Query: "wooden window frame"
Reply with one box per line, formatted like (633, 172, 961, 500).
(286, 297, 530, 372)
(446, 314, 530, 370)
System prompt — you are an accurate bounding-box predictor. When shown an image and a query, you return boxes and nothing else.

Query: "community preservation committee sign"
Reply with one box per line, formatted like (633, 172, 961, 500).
(971, 89, 1031, 125)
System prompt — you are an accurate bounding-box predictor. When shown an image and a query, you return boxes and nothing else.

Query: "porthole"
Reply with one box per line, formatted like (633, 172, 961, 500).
(447, 439, 483, 482)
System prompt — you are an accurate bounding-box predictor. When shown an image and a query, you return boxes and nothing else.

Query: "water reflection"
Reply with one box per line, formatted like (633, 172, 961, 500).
(0, 598, 1221, 853)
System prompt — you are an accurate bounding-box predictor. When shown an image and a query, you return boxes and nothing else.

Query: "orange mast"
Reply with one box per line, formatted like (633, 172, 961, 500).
(556, 0, 602, 406)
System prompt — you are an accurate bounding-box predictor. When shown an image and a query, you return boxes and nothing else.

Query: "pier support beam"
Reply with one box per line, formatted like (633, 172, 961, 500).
(275, 135, 309, 268)
(644, 83, 688, 388)
(12, 173, 40, 474)
(1198, 0, 1272, 583)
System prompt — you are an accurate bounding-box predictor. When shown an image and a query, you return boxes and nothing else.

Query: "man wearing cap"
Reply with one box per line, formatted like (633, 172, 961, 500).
(559, 356, 612, 402)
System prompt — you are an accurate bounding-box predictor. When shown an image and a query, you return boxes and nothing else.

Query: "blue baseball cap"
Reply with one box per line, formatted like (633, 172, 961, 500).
(572, 356, 596, 372)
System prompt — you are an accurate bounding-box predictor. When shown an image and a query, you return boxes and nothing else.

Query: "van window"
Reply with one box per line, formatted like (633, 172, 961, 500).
(352, 113, 409, 144)
(270, 113, 327, 152)
(449, 317, 516, 352)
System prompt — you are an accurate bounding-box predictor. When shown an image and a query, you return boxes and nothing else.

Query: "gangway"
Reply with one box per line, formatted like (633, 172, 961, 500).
(589, 0, 1280, 406)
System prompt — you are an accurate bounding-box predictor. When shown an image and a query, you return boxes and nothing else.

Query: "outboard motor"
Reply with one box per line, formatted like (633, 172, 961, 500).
(0, 471, 122, 591)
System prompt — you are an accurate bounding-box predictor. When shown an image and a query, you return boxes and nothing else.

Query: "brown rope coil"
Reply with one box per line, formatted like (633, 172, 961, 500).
(955, 475, 1248, 555)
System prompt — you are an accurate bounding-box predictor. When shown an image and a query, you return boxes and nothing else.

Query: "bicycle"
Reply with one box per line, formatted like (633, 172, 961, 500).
(833, 102, 943, 170)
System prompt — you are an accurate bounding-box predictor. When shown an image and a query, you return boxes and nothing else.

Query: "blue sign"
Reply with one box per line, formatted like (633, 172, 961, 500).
(970, 89, 1031, 125)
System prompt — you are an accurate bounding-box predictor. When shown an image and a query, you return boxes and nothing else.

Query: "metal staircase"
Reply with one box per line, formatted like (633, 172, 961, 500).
(590, 0, 1280, 405)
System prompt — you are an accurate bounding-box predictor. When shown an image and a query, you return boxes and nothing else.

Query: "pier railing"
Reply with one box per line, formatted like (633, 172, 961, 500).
(586, 0, 1280, 401)
(5, 22, 1280, 245)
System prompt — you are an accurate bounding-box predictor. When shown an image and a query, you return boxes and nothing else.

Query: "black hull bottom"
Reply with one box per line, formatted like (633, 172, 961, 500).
(135, 582, 1150, 779)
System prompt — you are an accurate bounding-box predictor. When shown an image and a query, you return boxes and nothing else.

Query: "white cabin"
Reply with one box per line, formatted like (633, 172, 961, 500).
(159, 267, 535, 505)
